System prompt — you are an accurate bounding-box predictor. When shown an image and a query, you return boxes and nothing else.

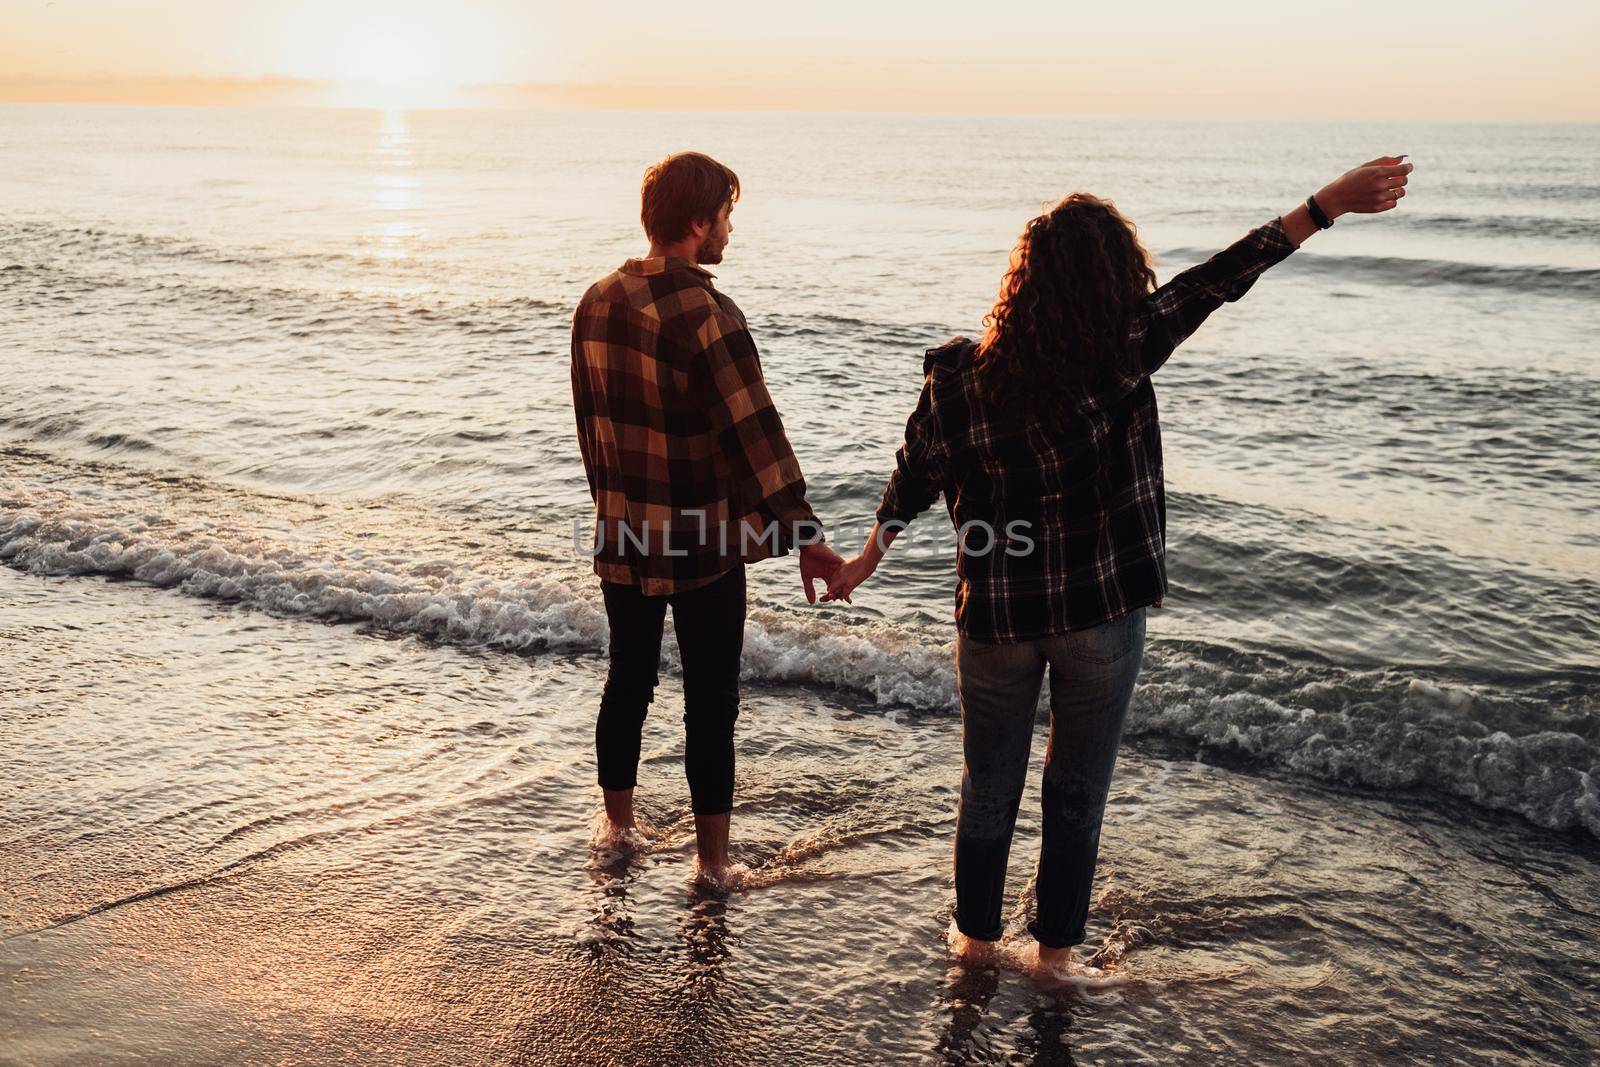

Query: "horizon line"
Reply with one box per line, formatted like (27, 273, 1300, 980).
(1, 74, 1594, 124)
(6, 101, 1596, 128)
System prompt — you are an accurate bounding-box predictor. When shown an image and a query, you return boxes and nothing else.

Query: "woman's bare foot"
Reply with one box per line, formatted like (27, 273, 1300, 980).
(1036, 943, 1072, 972)
(690, 855, 751, 892)
(946, 920, 1001, 967)
(1023, 942, 1125, 988)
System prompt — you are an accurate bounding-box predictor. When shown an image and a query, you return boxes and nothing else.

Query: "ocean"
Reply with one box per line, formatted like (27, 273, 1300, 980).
(2, 105, 1596, 1064)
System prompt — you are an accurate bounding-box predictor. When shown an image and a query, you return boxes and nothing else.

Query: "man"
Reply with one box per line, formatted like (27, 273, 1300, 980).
(570, 151, 842, 888)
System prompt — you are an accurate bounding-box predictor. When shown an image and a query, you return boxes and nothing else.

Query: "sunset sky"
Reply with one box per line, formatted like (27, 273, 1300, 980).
(2, 0, 1596, 119)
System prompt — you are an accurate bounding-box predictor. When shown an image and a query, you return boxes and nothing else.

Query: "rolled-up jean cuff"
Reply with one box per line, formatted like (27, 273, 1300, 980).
(1027, 922, 1086, 950)
(956, 920, 1004, 943)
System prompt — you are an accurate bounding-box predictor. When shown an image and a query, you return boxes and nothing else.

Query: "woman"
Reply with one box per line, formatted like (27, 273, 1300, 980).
(824, 156, 1414, 979)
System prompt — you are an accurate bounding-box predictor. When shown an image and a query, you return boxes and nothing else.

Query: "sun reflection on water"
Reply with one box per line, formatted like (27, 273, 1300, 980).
(366, 108, 426, 260)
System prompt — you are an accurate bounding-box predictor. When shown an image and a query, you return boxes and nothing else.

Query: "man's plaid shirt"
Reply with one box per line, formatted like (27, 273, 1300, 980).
(876, 217, 1298, 641)
(571, 256, 822, 595)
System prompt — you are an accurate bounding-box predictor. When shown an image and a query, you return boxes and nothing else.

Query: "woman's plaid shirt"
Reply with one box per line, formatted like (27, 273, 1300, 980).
(571, 256, 822, 595)
(875, 217, 1298, 641)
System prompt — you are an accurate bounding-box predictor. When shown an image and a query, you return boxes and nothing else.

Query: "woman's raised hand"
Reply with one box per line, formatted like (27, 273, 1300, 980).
(1318, 156, 1414, 217)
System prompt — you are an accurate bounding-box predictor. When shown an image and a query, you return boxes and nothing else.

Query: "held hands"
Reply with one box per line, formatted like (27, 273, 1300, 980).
(799, 541, 845, 604)
(821, 553, 877, 604)
(815, 520, 897, 606)
(1318, 156, 1414, 217)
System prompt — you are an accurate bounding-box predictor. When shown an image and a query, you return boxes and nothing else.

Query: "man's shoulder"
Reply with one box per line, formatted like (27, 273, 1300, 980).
(652, 279, 747, 350)
(577, 266, 723, 325)
(574, 268, 629, 315)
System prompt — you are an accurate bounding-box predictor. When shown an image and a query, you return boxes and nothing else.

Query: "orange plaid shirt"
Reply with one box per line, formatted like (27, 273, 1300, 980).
(570, 257, 823, 595)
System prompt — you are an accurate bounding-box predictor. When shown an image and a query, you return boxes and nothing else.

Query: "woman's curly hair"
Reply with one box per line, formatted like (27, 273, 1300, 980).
(974, 194, 1156, 423)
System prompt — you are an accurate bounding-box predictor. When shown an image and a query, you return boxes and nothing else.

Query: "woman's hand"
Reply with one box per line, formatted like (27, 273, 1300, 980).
(1317, 156, 1414, 217)
(1282, 155, 1415, 245)
(822, 553, 878, 604)
(823, 520, 900, 604)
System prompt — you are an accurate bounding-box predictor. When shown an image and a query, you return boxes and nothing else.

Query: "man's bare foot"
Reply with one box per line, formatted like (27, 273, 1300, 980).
(602, 787, 638, 831)
(588, 809, 654, 859)
(946, 920, 1001, 966)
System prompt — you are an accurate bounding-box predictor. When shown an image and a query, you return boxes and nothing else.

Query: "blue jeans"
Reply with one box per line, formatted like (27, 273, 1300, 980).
(952, 608, 1146, 949)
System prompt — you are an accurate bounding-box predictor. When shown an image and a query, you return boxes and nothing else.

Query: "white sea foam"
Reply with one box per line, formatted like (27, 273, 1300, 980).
(1133, 661, 1600, 838)
(0, 496, 610, 652)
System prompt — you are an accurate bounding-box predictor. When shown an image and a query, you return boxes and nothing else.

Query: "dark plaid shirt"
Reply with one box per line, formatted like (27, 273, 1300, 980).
(876, 217, 1298, 641)
(571, 256, 821, 595)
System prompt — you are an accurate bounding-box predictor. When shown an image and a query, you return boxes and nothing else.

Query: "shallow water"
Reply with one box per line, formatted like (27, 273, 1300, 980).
(4, 565, 1598, 1064)
(2, 106, 1598, 1062)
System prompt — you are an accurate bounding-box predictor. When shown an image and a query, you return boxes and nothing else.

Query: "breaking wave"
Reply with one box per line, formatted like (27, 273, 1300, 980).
(2, 475, 1594, 839)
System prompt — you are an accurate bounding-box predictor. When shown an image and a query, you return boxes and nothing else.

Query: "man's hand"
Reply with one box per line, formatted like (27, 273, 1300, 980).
(799, 542, 844, 604)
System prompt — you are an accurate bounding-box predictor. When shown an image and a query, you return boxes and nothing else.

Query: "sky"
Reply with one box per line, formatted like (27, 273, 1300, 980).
(1, 0, 1596, 119)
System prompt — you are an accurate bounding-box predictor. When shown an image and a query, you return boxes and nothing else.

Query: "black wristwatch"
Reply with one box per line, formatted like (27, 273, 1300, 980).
(1306, 194, 1334, 229)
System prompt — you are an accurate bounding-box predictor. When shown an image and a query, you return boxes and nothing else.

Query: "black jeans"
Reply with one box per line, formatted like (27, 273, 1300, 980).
(596, 564, 746, 816)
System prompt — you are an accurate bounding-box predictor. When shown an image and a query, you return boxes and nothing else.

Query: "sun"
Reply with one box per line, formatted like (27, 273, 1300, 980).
(270, 4, 525, 109)
(326, 23, 478, 108)
(340, 27, 441, 86)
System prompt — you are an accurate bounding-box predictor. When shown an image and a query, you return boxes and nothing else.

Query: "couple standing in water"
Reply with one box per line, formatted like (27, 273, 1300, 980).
(569, 149, 1412, 979)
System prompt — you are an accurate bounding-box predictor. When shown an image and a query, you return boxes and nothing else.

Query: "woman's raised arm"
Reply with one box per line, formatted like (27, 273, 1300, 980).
(1131, 155, 1416, 379)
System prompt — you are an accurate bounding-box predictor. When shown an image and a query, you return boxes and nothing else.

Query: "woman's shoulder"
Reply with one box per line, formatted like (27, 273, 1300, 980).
(922, 334, 979, 377)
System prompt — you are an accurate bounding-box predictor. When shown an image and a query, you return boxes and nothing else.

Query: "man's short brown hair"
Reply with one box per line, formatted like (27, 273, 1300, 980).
(640, 152, 740, 245)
